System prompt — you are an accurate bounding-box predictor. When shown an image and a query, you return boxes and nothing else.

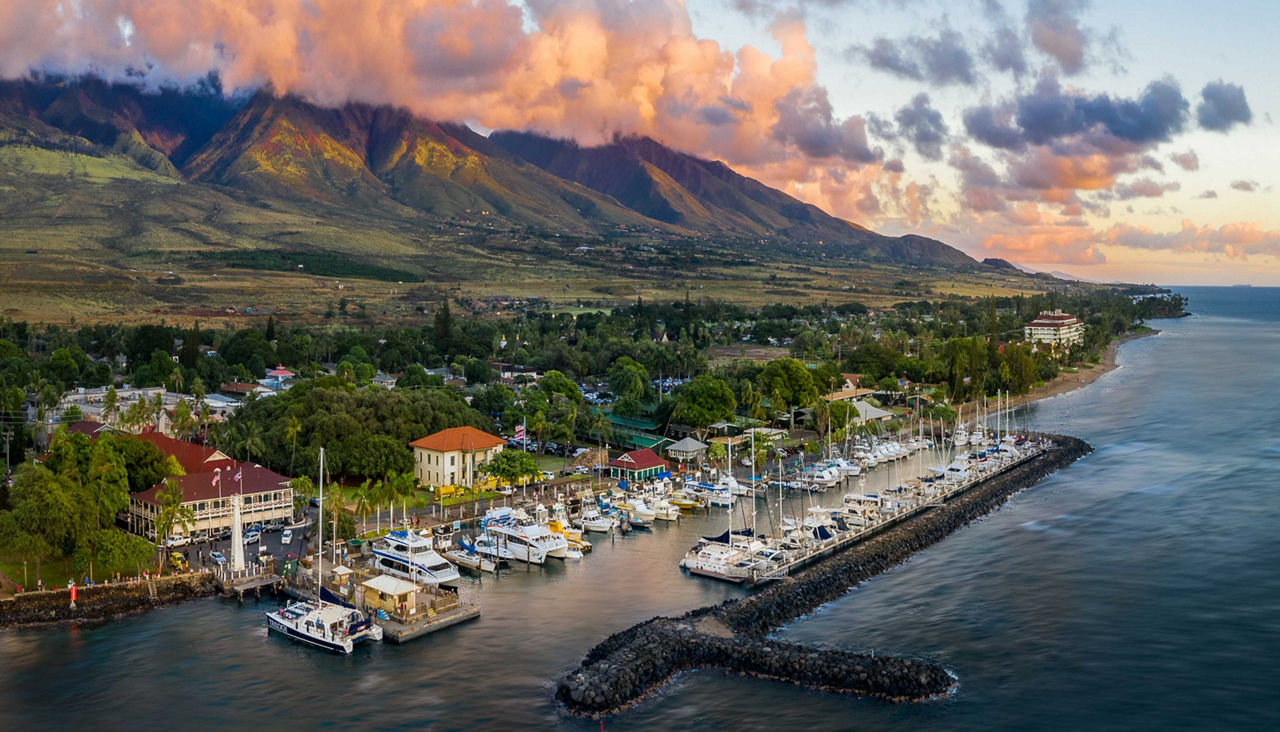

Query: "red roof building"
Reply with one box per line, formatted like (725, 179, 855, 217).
(133, 431, 236, 475)
(608, 448, 669, 483)
(63, 420, 116, 438)
(124, 434, 291, 541)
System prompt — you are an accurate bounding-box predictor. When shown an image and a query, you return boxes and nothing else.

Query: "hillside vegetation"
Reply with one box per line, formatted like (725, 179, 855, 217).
(0, 77, 1060, 323)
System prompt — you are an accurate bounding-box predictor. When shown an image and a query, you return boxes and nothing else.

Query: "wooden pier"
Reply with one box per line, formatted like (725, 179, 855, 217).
(376, 600, 481, 644)
(213, 566, 284, 599)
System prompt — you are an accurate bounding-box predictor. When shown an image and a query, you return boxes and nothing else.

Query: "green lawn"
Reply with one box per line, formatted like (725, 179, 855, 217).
(0, 552, 162, 592)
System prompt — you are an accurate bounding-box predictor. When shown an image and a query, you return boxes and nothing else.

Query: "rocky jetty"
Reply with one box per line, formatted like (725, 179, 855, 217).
(557, 435, 1092, 717)
(0, 574, 217, 630)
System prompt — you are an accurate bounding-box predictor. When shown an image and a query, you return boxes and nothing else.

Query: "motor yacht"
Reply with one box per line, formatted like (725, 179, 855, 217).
(484, 507, 569, 564)
(370, 529, 460, 587)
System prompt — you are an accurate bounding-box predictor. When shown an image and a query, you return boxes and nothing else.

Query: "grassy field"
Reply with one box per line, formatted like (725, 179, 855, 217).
(0, 144, 1069, 324)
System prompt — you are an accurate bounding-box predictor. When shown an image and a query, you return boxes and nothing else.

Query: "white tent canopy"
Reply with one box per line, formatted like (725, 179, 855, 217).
(665, 437, 709, 461)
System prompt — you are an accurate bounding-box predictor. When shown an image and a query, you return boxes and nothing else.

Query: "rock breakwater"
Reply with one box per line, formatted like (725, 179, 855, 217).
(557, 435, 1092, 717)
(0, 574, 217, 630)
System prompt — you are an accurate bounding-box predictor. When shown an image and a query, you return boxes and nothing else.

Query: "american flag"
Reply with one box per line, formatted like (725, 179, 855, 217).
(514, 424, 525, 440)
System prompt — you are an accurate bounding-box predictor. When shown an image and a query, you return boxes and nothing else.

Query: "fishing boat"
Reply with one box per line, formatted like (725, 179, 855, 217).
(545, 504, 593, 553)
(622, 497, 656, 527)
(652, 498, 681, 521)
(370, 529, 460, 587)
(548, 519, 592, 553)
(443, 546, 496, 574)
(668, 489, 705, 510)
(468, 533, 516, 565)
(575, 506, 618, 533)
(484, 507, 569, 564)
(266, 448, 382, 653)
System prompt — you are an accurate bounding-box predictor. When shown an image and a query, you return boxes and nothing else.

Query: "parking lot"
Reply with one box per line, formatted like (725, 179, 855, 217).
(171, 509, 318, 570)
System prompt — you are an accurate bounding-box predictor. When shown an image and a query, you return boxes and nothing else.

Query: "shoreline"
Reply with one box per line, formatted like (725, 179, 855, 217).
(557, 436, 1093, 717)
(1024, 328, 1160, 406)
(0, 574, 217, 632)
(953, 328, 1161, 419)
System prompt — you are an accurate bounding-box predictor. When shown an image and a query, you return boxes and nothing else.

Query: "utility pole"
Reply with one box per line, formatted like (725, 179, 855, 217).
(2, 428, 11, 475)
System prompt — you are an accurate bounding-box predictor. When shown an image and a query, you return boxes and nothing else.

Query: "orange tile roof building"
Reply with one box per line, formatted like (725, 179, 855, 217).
(410, 426, 505, 488)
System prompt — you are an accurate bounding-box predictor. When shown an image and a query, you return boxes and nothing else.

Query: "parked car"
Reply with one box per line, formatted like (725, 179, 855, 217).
(209, 551, 227, 565)
(281, 529, 293, 545)
(168, 552, 188, 570)
(166, 534, 190, 548)
(243, 530, 261, 545)
(216, 528, 232, 541)
(572, 465, 590, 475)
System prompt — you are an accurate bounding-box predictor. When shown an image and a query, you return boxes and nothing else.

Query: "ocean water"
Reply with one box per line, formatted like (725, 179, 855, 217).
(2, 286, 1277, 730)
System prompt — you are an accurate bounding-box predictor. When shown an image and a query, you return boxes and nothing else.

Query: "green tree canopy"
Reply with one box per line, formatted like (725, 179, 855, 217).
(480, 449, 539, 487)
(671, 375, 736, 438)
(758, 357, 818, 427)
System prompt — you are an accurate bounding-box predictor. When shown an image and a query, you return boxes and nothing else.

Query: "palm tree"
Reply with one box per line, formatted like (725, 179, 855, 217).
(154, 479, 195, 572)
(101, 386, 118, 427)
(528, 410, 547, 457)
(358, 478, 379, 533)
(284, 415, 302, 477)
(353, 482, 373, 535)
(190, 377, 206, 403)
(385, 471, 417, 527)
(589, 409, 612, 463)
(171, 399, 195, 440)
(168, 366, 185, 394)
(197, 402, 211, 442)
(150, 393, 165, 431)
(122, 398, 148, 433)
(242, 421, 266, 465)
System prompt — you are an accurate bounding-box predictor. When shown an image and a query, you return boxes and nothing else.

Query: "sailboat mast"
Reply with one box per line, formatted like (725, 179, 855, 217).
(750, 430, 756, 535)
(317, 447, 324, 604)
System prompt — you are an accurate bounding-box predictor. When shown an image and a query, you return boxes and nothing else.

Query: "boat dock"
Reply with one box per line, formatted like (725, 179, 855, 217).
(744, 442, 1051, 584)
(376, 594, 482, 644)
(213, 565, 285, 599)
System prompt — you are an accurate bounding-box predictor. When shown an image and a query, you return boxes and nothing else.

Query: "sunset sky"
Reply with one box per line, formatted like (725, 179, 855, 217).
(2, 0, 1275, 284)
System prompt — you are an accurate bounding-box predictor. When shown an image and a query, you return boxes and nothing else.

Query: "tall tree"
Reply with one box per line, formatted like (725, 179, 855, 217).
(101, 385, 119, 427)
(433, 300, 453, 358)
(758, 358, 818, 429)
(671, 375, 737, 440)
(153, 480, 194, 570)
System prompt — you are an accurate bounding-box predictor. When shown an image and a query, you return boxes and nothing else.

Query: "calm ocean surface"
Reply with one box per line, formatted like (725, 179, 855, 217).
(2, 286, 1277, 730)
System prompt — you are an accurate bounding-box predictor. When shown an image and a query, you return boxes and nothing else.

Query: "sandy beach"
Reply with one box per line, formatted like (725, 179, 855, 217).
(955, 328, 1161, 418)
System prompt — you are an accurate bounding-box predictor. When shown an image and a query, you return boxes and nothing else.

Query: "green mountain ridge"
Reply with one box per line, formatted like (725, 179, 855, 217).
(0, 77, 978, 270)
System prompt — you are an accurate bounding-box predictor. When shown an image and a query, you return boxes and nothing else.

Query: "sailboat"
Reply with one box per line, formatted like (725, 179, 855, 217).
(266, 448, 383, 653)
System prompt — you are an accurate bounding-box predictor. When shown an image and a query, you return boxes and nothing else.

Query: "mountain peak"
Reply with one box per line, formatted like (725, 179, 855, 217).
(2, 77, 976, 267)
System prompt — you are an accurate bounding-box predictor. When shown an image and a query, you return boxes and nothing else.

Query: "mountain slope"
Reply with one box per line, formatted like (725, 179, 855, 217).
(489, 131, 974, 266)
(0, 76, 976, 268)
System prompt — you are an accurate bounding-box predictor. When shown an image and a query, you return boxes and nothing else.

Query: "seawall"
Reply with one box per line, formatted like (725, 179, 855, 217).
(557, 435, 1092, 717)
(0, 574, 218, 630)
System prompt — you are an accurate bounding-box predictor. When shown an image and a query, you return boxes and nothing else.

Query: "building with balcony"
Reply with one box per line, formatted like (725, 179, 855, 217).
(1024, 310, 1085, 347)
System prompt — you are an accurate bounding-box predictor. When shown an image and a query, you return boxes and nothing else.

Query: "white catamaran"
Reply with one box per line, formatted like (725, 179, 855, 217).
(265, 448, 383, 653)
